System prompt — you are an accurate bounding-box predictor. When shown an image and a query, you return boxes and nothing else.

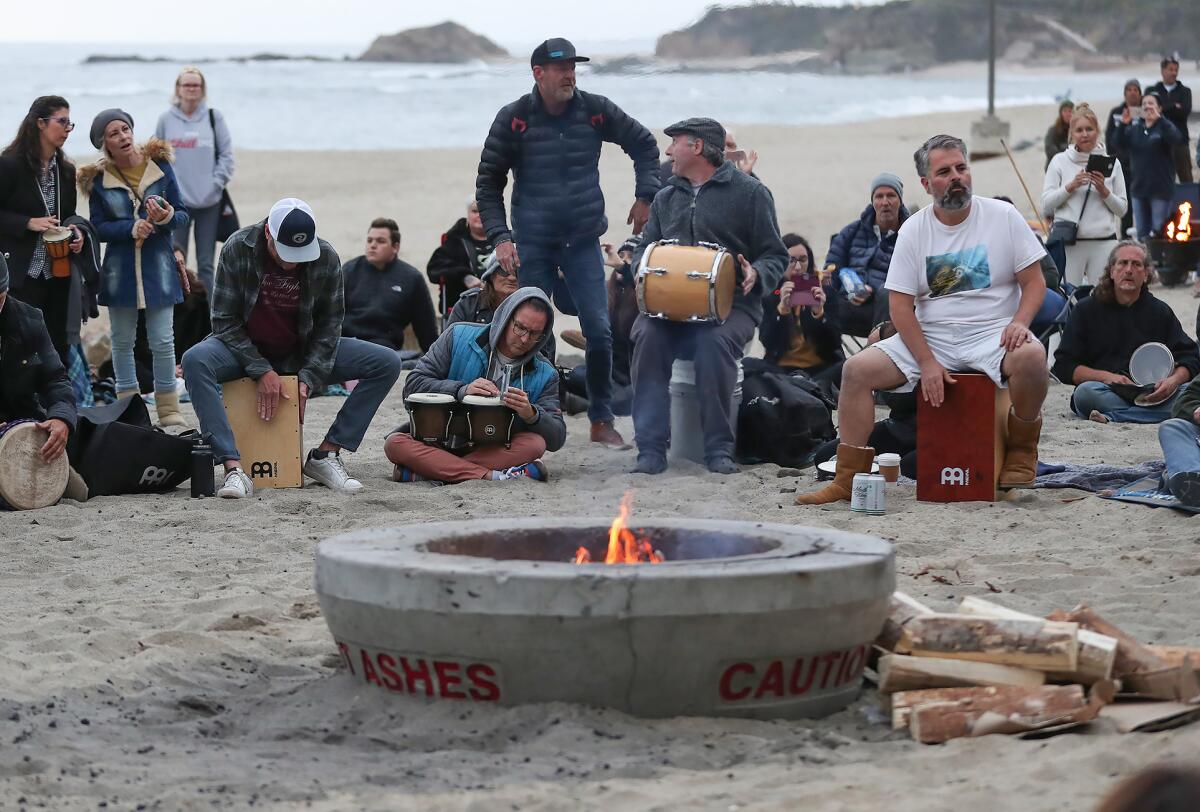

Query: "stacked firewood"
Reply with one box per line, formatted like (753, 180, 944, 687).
(874, 594, 1200, 744)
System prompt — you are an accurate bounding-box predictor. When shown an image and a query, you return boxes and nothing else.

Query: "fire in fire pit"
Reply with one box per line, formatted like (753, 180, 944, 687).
(574, 491, 663, 565)
(1166, 201, 1193, 243)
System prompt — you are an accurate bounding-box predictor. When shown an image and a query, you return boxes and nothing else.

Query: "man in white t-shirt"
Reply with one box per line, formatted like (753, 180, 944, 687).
(797, 134, 1049, 504)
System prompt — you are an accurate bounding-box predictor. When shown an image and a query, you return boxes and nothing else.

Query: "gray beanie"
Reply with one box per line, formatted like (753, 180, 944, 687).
(90, 108, 134, 149)
(870, 172, 904, 198)
(0, 251, 9, 293)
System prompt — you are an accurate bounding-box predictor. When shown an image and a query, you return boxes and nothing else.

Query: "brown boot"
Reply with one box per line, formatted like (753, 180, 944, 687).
(154, 389, 189, 428)
(590, 420, 631, 450)
(795, 443, 875, 505)
(561, 329, 587, 351)
(999, 410, 1041, 489)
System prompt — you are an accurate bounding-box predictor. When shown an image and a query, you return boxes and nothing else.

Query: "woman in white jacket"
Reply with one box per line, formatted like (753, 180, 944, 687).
(1041, 103, 1128, 287)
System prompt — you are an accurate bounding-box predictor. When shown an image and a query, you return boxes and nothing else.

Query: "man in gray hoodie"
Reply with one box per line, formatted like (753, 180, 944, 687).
(630, 118, 788, 475)
(385, 287, 565, 483)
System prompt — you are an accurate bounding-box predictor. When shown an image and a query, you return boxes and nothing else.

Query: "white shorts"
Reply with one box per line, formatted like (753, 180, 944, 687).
(874, 319, 1009, 392)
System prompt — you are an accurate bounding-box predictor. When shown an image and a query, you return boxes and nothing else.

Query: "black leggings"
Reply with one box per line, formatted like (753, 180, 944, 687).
(12, 275, 72, 367)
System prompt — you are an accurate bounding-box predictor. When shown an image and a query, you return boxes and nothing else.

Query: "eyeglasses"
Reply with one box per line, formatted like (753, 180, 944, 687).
(41, 116, 74, 131)
(788, 255, 808, 266)
(510, 321, 544, 341)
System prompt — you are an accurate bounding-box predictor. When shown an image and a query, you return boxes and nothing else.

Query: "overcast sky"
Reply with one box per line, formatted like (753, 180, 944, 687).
(2, 0, 878, 49)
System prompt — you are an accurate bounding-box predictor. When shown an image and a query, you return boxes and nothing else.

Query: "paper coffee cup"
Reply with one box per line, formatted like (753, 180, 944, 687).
(877, 453, 901, 482)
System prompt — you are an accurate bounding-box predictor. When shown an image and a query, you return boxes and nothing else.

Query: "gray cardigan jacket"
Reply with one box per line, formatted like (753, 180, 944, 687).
(633, 161, 788, 325)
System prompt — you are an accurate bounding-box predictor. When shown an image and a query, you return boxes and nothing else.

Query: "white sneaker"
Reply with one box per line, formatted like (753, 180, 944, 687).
(218, 467, 254, 499)
(303, 451, 364, 493)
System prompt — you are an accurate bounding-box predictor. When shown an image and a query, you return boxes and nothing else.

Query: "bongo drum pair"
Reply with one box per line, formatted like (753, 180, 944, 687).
(404, 393, 515, 449)
(0, 420, 69, 510)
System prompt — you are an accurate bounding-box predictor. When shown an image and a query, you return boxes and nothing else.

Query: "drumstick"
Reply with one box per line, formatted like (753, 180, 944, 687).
(1000, 138, 1048, 237)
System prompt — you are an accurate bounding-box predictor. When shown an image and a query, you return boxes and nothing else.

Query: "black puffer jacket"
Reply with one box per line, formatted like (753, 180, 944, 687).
(475, 87, 660, 246)
(0, 297, 77, 428)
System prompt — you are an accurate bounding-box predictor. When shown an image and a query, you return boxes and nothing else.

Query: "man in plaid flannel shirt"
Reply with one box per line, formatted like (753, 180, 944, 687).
(181, 198, 402, 498)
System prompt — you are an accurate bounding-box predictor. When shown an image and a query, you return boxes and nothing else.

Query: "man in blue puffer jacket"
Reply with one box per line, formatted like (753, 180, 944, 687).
(824, 172, 910, 338)
(476, 37, 660, 451)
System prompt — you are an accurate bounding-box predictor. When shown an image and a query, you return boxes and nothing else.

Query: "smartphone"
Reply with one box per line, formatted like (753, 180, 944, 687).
(725, 149, 746, 165)
(787, 275, 820, 308)
(1086, 153, 1117, 177)
(499, 364, 513, 395)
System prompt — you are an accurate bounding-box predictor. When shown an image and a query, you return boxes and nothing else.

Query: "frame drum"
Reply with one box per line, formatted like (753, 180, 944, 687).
(636, 240, 735, 323)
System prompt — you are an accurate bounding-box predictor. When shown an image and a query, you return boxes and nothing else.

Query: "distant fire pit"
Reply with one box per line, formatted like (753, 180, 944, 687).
(315, 518, 894, 719)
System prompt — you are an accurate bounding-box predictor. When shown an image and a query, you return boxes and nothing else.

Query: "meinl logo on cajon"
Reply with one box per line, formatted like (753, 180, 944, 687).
(939, 466, 969, 486)
(249, 461, 278, 479)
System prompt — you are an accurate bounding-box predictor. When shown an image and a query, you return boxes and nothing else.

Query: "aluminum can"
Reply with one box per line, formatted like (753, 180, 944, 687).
(850, 473, 885, 514)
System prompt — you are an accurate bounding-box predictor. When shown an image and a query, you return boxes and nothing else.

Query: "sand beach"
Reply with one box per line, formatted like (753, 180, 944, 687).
(3, 102, 1199, 810)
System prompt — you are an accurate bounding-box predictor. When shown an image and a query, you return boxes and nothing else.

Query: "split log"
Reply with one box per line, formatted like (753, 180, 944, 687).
(1047, 603, 1167, 677)
(878, 653, 1045, 695)
(908, 684, 1089, 744)
(957, 596, 1116, 683)
(876, 592, 935, 652)
(896, 614, 1079, 673)
(892, 685, 1051, 731)
(1146, 645, 1200, 675)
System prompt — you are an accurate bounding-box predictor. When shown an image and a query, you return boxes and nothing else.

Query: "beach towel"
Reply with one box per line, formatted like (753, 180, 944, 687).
(1098, 475, 1200, 514)
(1033, 460, 1165, 493)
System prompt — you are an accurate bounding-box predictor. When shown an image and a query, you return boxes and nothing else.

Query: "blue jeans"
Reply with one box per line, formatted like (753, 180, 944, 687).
(517, 239, 613, 423)
(1131, 197, 1172, 240)
(1158, 418, 1200, 479)
(181, 336, 401, 463)
(174, 202, 221, 299)
(110, 306, 176, 394)
(1071, 381, 1181, 424)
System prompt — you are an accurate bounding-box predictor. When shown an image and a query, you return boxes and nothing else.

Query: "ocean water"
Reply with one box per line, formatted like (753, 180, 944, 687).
(0, 42, 1149, 153)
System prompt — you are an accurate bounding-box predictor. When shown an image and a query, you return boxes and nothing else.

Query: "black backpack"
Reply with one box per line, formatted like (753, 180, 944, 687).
(736, 360, 836, 467)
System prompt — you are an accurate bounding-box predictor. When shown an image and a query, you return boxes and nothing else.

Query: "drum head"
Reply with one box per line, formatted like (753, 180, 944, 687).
(406, 392, 454, 404)
(462, 395, 503, 407)
(713, 251, 736, 321)
(0, 422, 69, 510)
(816, 458, 880, 476)
(1129, 342, 1174, 386)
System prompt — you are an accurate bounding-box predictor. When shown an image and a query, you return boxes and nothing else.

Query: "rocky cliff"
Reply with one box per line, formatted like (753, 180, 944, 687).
(359, 21, 509, 63)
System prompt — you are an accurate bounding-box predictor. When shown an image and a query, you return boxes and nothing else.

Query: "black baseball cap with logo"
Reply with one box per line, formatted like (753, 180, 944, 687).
(530, 38, 589, 68)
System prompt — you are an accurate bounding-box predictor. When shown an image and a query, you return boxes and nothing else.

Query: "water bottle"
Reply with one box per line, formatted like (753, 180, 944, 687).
(838, 268, 866, 298)
(190, 435, 216, 498)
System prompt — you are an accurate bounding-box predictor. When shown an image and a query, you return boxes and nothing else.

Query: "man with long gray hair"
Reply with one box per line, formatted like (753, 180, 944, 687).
(797, 134, 1049, 504)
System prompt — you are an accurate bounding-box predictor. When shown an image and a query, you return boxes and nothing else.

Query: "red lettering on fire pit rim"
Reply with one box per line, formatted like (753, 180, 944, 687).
(336, 642, 503, 703)
(717, 645, 871, 706)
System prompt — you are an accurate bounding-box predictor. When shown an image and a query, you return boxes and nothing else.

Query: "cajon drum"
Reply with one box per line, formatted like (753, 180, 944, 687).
(222, 376, 303, 489)
(916, 373, 1010, 502)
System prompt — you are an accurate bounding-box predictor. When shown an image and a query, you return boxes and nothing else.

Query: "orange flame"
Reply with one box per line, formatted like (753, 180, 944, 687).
(1166, 201, 1193, 243)
(572, 491, 664, 565)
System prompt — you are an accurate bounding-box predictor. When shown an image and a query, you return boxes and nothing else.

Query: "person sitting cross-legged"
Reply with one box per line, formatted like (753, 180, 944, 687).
(1157, 373, 1200, 507)
(1051, 240, 1199, 424)
(796, 134, 1050, 504)
(385, 287, 565, 484)
(181, 198, 402, 499)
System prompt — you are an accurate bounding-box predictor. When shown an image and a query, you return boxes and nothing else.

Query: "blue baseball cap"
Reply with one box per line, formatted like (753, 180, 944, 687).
(267, 198, 320, 263)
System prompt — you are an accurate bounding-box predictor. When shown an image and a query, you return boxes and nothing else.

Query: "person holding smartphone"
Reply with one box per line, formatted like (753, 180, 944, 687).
(1111, 92, 1184, 239)
(760, 233, 843, 385)
(1041, 102, 1127, 286)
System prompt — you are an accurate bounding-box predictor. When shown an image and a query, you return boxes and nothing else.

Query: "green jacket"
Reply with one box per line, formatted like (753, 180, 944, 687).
(1171, 375, 1200, 422)
(210, 221, 344, 391)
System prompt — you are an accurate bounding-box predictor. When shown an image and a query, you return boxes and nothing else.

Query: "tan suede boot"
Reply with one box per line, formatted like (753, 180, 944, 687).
(115, 389, 137, 400)
(795, 443, 876, 505)
(155, 389, 189, 428)
(999, 410, 1041, 489)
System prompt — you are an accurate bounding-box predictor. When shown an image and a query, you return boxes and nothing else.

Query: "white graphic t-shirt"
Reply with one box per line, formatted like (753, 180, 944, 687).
(885, 196, 1046, 326)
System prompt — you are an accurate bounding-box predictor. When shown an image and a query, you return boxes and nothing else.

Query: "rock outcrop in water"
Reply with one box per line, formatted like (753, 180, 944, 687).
(654, 0, 1200, 73)
(358, 21, 508, 63)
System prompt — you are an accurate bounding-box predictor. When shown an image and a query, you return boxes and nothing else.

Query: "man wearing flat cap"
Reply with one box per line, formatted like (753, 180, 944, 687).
(476, 37, 661, 450)
(629, 117, 788, 475)
(824, 171, 910, 338)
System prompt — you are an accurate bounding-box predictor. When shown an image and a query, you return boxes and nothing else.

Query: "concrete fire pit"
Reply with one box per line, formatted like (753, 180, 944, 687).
(315, 518, 894, 719)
